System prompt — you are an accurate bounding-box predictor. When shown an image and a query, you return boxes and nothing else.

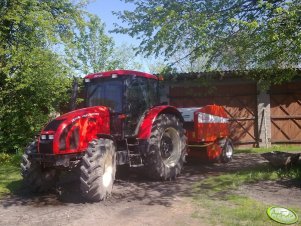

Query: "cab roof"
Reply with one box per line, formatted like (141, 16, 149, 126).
(84, 70, 158, 80)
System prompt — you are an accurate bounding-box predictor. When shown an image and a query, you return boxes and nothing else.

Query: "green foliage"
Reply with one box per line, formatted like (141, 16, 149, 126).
(66, 14, 143, 75)
(0, 153, 12, 165)
(0, 0, 87, 152)
(109, 43, 143, 70)
(114, 0, 301, 80)
(0, 153, 22, 166)
(65, 14, 115, 74)
(0, 49, 71, 152)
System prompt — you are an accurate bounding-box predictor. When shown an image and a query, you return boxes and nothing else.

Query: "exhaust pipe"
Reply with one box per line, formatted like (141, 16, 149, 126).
(70, 77, 78, 111)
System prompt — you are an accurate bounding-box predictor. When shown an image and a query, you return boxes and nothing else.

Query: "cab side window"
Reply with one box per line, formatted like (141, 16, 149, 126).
(148, 79, 159, 107)
(126, 77, 147, 116)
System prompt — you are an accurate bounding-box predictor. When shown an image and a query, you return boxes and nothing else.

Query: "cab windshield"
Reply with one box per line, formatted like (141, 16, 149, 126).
(86, 78, 123, 113)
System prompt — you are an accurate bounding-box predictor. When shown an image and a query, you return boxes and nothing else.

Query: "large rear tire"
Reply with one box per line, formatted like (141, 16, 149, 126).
(21, 142, 57, 193)
(144, 114, 187, 180)
(80, 138, 116, 202)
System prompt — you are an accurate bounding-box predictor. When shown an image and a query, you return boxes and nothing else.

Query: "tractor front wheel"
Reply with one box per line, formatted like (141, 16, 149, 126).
(21, 142, 57, 193)
(144, 114, 187, 180)
(80, 138, 116, 202)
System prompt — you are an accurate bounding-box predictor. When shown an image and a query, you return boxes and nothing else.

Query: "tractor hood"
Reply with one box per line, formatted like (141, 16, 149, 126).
(55, 106, 108, 121)
(38, 106, 110, 155)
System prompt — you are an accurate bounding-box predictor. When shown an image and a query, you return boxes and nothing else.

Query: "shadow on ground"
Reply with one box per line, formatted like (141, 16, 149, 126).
(0, 153, 277, 208)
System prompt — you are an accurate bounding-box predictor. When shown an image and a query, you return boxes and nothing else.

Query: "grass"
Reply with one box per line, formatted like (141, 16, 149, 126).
(236, 145, 301, 154)
(0, 153, 22, 197)
(192, 165, 301, 226)
(192, 193, 272, 226)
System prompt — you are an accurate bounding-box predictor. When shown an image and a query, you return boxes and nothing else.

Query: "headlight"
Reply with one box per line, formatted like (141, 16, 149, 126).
(41, 135, 47, 140)
(48, 134, 54, 140)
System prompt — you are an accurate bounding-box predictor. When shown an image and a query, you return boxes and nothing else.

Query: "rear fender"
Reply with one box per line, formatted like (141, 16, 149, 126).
(137, 105, 184, 140)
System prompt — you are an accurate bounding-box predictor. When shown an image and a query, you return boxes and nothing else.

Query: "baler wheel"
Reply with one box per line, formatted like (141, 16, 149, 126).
(21, 142, 57, 193)
(80, 138, 116, 202)
(144, 114, 187, 180)
(220, 139, 234, 163)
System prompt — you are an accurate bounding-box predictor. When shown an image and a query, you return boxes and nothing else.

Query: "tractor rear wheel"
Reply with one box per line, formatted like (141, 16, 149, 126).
(21, 142, 57, 193)
(144, 114, 187, 180)
(80, 138, 116, 202)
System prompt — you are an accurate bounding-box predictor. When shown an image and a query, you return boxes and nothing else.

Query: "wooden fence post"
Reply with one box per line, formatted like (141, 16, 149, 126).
(257, 86, 272, 148)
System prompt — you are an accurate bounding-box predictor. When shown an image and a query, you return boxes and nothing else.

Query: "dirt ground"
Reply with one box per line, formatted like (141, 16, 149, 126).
(1, 153, 301, 226)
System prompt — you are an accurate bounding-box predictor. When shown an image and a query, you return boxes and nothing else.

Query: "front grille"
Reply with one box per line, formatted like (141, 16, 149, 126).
(39, 140, 53, 154)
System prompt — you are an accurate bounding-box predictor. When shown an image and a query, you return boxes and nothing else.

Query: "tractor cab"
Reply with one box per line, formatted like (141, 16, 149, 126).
(84, 70, 160, 137)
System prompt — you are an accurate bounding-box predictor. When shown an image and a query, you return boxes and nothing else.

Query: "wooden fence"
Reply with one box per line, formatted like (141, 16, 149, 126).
(166, 78, 301, 147)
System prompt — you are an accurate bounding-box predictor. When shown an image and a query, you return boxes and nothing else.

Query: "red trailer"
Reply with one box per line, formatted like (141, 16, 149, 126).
(178, 106, 233, 162)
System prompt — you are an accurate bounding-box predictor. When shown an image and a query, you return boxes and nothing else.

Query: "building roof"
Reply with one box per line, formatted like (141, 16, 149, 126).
(85, 70, 158, 80)
(160, 68, 301, 82)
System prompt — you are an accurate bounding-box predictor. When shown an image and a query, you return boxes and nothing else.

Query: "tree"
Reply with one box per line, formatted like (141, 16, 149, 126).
(0, 0, 87, 152)
(65, 14, 115, 75)
(66, 15, 143, 74)
(146, 52, 209, 74)
(0, 49, 71, 152)
(113, 0, 301, 74)
(109, 43, 143, 70)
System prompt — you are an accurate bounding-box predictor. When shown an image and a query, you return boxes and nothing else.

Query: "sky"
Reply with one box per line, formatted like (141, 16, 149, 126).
(86, 0, 137, 49)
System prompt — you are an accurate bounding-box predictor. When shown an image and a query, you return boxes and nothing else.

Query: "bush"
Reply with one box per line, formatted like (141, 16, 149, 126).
(0, 153, 22, 166)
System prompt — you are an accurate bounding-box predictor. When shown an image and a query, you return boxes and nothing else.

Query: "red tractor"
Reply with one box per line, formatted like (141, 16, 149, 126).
(21, 70, 232, 202)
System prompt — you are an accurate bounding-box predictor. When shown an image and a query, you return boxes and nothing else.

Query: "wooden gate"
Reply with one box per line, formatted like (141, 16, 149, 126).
(270, 82, 301, 144)
(169, 82, 258, 146)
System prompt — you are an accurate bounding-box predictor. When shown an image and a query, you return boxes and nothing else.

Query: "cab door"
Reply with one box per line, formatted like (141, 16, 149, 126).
(124, 76, 149, 136)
